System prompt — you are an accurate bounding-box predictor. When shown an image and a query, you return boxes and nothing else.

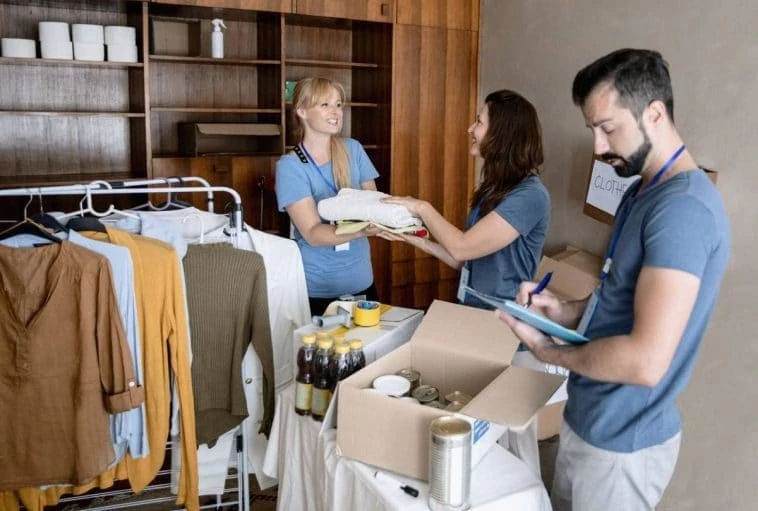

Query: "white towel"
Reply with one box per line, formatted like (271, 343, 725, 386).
(317, 189, 421, 229)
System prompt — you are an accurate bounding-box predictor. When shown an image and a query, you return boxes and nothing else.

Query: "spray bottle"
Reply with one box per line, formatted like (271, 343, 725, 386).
(211, 19, 226, 59)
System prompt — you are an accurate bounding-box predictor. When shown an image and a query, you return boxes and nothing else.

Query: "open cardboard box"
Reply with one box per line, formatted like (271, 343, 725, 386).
(328, 300, 565, 481)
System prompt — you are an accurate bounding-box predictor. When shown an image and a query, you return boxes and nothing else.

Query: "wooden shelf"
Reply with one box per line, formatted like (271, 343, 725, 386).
(0, 171, 137, 189)
(150, 55, 281, 66)
(151, 107, 281, 114)
(0, 110, 145, 117)
(0, 57, 143, 69)
(285, 58, 379, 69)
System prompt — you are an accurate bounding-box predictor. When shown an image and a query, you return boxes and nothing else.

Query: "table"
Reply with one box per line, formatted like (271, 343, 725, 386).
(265, 384, 551, 511)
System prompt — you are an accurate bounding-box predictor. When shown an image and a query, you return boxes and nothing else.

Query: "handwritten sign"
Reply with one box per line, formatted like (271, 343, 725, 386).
(583, 159, 639, 224)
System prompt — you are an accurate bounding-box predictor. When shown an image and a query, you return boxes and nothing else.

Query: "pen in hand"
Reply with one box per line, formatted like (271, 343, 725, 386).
(374, 470, 419, 498)
(525, 271, 553, 308)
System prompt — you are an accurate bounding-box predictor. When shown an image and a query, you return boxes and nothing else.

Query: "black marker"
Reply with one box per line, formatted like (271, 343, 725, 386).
(374, 470, 419, 498)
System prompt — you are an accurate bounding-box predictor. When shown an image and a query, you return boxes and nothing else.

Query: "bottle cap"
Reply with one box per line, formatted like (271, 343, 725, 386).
(315, 330, 331, 340)
(316, 339, 332, 350)
(301, 334, 316, 345)
(334, 343, 350, 355)
(349, 339, 363, 349)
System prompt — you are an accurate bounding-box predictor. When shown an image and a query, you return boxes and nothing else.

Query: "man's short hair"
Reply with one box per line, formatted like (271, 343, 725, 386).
(572, 49, 674, 122)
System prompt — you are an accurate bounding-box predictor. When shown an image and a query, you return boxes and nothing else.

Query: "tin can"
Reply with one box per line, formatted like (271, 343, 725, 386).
(428, 416, 471, 511)
(444, 391, 472, 406)
(412, 384, 439, 404)
(395, 368, 421, 394)
(444, 401, 466, 412)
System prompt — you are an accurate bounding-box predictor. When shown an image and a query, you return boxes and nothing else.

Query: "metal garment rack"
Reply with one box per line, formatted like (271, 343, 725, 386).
(0, 178, 250, 511)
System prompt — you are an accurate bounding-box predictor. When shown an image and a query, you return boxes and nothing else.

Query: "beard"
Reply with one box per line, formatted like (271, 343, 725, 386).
(600, 127, 652, 178)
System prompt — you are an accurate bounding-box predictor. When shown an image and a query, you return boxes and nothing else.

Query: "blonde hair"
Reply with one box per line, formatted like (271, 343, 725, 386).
(292, 77, 351, 190)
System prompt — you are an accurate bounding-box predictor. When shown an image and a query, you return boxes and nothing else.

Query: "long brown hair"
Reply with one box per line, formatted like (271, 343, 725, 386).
(291, 77, 351, 190)
(470, 90, 544, 217)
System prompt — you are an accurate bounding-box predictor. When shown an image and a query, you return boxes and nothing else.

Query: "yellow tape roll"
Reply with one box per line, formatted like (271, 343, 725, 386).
(354, 300, 381, 327)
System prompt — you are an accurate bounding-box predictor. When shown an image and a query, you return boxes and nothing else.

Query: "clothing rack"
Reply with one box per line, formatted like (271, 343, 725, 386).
(0, 178, 250, 511)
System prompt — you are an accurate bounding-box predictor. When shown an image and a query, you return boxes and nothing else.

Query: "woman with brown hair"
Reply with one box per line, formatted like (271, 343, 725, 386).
(382, 89, 550, 310)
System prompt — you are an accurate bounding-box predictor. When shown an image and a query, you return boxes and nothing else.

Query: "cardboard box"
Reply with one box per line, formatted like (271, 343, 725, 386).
(549, 245, 603, 279)
(333, 300, 565, 481)
(150, 19, 201, 56)
(179, 123, 281, 156)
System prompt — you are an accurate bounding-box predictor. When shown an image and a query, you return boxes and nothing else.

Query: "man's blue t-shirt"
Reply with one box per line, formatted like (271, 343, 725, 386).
(275, 138, 379, 298)
(565, 169, 730, 452)
(462, 175, 550, 308)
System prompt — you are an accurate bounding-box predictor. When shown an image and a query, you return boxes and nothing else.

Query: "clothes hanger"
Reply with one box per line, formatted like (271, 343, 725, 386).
(57, 181, 140, 229)
(130, 177, 170, 211)
(153, 176, 194, 211)
(29, 189, 69, 233)
(0, 193, 62, 244)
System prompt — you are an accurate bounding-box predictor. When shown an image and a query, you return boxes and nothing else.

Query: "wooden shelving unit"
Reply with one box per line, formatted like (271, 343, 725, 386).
(0, 0, 482, 309)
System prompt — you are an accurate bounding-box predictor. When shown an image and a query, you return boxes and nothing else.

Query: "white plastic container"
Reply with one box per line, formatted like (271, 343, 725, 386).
(72, 24, 104, 44)
(104, 25, 136, 45)
(106, 44, 138, 63)
(41, 40, 73, 60)
(74, 42, 104, 61)
(1, 38, 36, 58)
(38, 21, 70, 42)
(211, 18, 226, 59)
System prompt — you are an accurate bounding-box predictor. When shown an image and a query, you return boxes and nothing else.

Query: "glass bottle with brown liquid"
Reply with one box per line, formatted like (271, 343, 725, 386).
(311, 339, 333, 421)
(329, 343, 351, 393)
(347, 339, 366, 376)
(294, 334, 316, 416)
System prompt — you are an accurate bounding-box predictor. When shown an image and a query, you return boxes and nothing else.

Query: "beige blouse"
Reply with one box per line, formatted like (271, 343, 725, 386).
(0, 241, 143, 490)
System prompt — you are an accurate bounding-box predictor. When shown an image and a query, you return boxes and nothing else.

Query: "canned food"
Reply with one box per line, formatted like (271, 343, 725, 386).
(413, 384, 439, 404)
(395, 368, 421, 393)
(429, 416, 471, 511)
(444, 402, 467, 412)
(424, 400, 446, 409)
(445, 391, 473, 406)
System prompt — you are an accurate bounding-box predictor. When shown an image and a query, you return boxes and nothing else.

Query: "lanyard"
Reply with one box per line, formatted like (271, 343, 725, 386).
(300, 143, 338, 194)
(600, 144, 686, 280)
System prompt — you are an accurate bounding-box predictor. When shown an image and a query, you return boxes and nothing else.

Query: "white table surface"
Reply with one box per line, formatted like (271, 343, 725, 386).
(266, 384, 551, 511)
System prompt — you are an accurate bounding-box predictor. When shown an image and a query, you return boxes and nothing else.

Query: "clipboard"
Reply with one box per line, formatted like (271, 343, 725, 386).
(463, 286, 588, 344)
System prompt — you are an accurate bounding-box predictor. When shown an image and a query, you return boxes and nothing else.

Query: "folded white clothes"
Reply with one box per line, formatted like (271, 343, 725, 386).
(317, 189, 422, 229)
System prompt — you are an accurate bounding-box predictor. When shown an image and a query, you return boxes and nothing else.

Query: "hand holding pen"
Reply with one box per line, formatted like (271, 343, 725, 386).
(524, 271, 553, 308)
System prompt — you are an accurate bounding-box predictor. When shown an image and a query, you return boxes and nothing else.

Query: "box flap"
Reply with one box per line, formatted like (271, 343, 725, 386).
(411, 300, 519, 362)
(195, 123, 281, 136)
(536, 257, 598, 301)
(462, 365, 565, 430)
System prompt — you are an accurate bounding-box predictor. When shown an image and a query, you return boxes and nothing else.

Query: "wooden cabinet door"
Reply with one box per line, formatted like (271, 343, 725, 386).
(295, 0, 395, 22)
(396, 0, 479, 31)
(389, 24, 479, 309)
(152, 0, 294, 13)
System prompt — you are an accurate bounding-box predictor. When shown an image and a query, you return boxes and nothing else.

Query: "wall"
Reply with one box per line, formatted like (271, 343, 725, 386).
(480, 0, 758, 509)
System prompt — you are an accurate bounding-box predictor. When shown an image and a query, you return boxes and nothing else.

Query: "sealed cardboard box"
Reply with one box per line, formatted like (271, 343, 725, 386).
(332, 300, 565, 481)
(151, 19, 200, 56)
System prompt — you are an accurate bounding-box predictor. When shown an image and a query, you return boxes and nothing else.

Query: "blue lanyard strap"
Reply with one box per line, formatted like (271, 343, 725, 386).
(300, 143, 338, 194)
(600, 144, 686, 280)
